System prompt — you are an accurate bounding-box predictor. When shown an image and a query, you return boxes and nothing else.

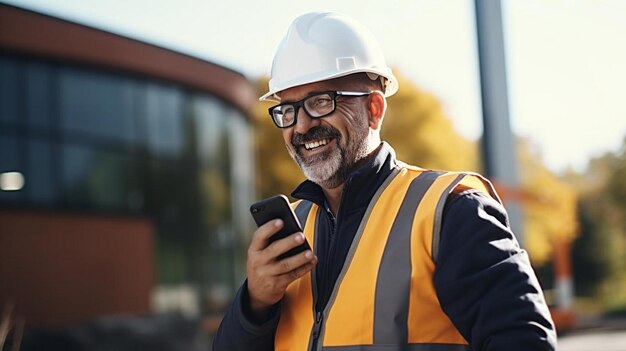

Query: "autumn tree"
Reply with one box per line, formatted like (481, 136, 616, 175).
(382, 74, 479, 171)
(251, 77, 305, 200)
(517, 138, 578, 266)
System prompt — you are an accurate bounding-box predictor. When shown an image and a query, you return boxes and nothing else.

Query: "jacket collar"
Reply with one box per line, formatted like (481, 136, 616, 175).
(291, 142, 399, 212)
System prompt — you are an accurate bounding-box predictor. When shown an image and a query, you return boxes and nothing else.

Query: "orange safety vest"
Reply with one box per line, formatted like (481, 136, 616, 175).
(276, 165, 501, 351)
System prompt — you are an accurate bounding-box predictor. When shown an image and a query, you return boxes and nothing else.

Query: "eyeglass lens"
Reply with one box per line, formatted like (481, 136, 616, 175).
(272, 92, 335, 128)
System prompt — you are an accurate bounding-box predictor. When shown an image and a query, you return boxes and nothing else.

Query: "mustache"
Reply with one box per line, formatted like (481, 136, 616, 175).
(291, 126, 341, 147)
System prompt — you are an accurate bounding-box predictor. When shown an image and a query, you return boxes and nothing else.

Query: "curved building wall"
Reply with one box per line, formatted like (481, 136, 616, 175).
(0, 4, 255, 332)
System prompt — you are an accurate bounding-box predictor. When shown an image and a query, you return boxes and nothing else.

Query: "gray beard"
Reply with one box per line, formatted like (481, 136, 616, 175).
(298, 144, 346, 189)
(293, 132, 371, 189)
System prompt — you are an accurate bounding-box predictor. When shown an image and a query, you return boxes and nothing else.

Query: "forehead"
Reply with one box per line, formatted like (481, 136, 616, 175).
(278, 76, 361, 102)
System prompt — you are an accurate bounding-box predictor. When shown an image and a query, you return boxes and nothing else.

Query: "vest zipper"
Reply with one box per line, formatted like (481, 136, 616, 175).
(310, 311, 324, 351)
(308, 209, 322, 351)
(306, 168, 401, 350)
(320, 205, 336, 312)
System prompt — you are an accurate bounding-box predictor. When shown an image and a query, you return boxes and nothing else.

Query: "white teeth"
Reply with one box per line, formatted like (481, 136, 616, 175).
(304, 138, 329, 150)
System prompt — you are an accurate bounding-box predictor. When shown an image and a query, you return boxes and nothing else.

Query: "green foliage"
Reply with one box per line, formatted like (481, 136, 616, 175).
(569, 137, 626, 300)
(605, 295, 626, 319)
(573, 197, 623, 296)
(608, 137, 626, 210)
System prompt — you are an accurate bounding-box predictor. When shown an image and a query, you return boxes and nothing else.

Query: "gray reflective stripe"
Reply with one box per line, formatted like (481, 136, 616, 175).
(374, 171, 442, 344)
(481, 176, 502, 204)
(295, 200, 314, 230)
(465, 171, 502, 204)
(431, 173, 466, 264)
(308, 205, 323, 351)
(322, 343, 470, 351)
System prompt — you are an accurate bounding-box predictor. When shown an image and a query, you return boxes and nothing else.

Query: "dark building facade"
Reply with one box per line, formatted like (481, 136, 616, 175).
(0, 3, 255, 336)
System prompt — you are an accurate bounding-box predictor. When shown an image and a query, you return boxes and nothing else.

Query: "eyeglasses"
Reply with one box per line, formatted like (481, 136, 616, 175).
(268, 90, 371, 128)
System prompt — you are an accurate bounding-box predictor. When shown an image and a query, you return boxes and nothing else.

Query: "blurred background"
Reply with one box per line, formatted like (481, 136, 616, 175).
(1, 0, 625, 349)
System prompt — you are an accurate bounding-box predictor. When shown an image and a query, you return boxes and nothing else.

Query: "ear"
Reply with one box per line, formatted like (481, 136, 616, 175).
(367, 92, 386, 130)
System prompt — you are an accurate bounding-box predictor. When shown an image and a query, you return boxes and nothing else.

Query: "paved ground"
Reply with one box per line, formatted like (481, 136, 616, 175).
(558, 316, 626, 351)
(559, 329, 626, 351)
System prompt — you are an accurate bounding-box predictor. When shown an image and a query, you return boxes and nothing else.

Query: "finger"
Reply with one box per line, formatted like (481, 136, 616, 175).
(249, 219, 283, 251)
(272, 249, 316, 275)
(265, 232, 306, 260)
(277, 260, 317, 286)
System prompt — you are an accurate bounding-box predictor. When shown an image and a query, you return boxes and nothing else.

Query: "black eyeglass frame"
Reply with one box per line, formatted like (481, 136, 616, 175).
(267, 90, 372, 129)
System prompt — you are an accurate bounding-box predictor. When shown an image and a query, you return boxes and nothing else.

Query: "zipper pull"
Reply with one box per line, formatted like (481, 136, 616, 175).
(325, 205, 336, 224)
(312, 311, 324, 340)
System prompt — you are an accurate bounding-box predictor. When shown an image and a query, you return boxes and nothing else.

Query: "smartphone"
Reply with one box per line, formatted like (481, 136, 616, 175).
(250, 194, 311, 260)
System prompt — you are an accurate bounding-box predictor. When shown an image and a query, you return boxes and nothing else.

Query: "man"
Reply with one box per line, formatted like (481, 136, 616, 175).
(214, 12, 556, 351)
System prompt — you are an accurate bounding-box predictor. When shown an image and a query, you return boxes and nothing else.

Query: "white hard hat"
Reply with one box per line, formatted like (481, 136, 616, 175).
(260, 12, 398, 102)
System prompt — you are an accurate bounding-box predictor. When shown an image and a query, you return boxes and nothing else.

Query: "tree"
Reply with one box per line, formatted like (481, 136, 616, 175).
(517, 138, 579, 265)
(573, 191, 623, 296)
(568, 139, 626, 298)
(382, 74, 479, 171)
(251, 77, 305, 200)
(607, 136, 626, 212)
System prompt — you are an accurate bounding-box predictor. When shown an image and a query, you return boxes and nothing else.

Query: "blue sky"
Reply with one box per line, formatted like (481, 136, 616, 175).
(3, 0, 625, 173)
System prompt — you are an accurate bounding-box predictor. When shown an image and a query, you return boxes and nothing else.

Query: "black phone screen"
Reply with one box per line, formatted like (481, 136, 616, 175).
(250, 194, 311, 259)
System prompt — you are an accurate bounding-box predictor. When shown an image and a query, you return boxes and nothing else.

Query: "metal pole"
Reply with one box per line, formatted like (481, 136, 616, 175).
(474, 0, 524, 245)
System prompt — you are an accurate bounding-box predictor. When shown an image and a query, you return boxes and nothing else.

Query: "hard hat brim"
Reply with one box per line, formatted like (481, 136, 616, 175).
(259, 68, 398, 102)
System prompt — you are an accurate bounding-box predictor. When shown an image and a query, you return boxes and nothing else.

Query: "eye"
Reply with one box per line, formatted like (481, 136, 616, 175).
(307, 94, 333, 111)
(282, 105, 295, 115)
(313, 96, 331, 106)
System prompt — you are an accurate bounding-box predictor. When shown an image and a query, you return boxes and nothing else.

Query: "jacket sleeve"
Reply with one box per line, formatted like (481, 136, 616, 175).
(434, 190, 557, 351)
(213, 280, 280, 351)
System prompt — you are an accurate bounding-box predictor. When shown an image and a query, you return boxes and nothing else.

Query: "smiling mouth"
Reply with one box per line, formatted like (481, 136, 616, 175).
(303, 138, 331, 151)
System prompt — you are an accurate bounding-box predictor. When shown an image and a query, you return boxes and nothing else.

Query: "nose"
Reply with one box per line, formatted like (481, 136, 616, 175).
(292, 106, 321, 135)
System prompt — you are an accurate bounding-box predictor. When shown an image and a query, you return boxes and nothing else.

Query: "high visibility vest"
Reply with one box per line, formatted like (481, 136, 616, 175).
(275, 166, 501, 351)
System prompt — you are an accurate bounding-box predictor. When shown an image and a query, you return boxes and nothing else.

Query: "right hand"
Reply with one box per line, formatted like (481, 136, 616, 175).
(246, 219, 317, 318)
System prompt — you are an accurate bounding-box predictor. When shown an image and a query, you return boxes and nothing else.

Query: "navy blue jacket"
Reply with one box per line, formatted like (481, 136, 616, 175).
(214, 143, 556, 350)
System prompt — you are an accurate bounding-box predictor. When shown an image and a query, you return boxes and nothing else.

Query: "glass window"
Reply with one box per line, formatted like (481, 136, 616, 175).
(25, 139, 57, 204)
(61, 144, 131, 209)
(192, 95, 229, 168)
(144, 157, 185, 217)
(190, 95, 237, 295)
(144, 84, 184, 158)
(192, 96, 232, 218)
(25, 62, 53, 130)
(0, 57, 19, 126)
(1, 55, 255, 316)
(227, 105, 255, 235)
(59, 68, 136, 144)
